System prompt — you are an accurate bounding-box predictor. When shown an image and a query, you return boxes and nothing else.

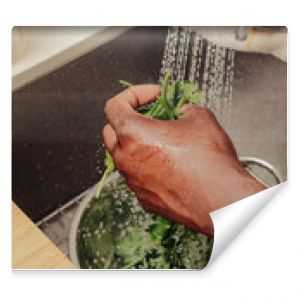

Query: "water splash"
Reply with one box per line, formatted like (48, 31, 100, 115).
(159, 26, 235, 130)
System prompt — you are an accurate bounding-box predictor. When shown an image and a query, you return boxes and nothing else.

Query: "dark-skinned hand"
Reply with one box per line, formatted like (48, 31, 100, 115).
(103, 84, 265, 238)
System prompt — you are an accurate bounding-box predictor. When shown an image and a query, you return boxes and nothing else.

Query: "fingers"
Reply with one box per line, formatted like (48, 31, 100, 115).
(104, 84, 160, 132)
(102, 124, 117, 153)
(181, 104, 217, 123)
(181, 104, 205, 119)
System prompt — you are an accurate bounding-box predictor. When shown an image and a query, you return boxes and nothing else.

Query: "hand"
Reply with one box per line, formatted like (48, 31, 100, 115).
(103, 84, 265, 238)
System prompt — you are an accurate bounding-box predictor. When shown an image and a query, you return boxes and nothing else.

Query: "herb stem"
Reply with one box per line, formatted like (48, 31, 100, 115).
(95, 165, 113, 199)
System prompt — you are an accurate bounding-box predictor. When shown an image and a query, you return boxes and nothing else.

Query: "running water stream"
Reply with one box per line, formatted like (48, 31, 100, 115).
(159, 26, 235, 130)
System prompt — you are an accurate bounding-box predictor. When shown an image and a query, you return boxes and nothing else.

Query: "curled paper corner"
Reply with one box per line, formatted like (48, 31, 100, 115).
(206, 182, 287, 267)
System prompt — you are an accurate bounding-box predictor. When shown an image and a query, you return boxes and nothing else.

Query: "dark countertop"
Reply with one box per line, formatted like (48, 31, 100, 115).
(12, 27, 168, 222)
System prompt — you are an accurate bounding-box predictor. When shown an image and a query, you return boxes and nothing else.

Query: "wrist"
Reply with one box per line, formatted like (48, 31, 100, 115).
(189, 171, 265, 238)
(205, 170, 266, 213)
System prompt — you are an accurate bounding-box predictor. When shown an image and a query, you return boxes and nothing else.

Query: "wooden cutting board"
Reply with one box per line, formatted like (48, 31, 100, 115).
(12, 202, 75, 269)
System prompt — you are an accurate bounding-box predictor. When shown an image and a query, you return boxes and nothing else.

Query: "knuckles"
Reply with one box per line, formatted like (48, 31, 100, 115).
(196, 107, 216, 120)
(201, 107, 215, 118)
(184, 106, 216, 123)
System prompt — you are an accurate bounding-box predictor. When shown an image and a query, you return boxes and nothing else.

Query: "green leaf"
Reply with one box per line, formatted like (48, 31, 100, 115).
(116, 227, 159, 268)
(182, 82, 202, 105)
(119, 80, 133, 88)
(147, 216, 171, 242)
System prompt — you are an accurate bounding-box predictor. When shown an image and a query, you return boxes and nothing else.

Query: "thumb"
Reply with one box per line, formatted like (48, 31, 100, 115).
(104, 84, 160, 134)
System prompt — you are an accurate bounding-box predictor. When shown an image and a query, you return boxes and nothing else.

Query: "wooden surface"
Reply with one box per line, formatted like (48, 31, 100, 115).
(12, 202, 75, 269)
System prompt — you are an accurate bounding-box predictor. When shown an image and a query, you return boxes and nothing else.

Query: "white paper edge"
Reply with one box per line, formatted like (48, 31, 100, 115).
(207, 182, 286, 266)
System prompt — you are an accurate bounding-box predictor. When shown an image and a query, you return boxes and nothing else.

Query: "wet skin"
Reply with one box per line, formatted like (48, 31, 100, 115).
(103, 84, 265, 238)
